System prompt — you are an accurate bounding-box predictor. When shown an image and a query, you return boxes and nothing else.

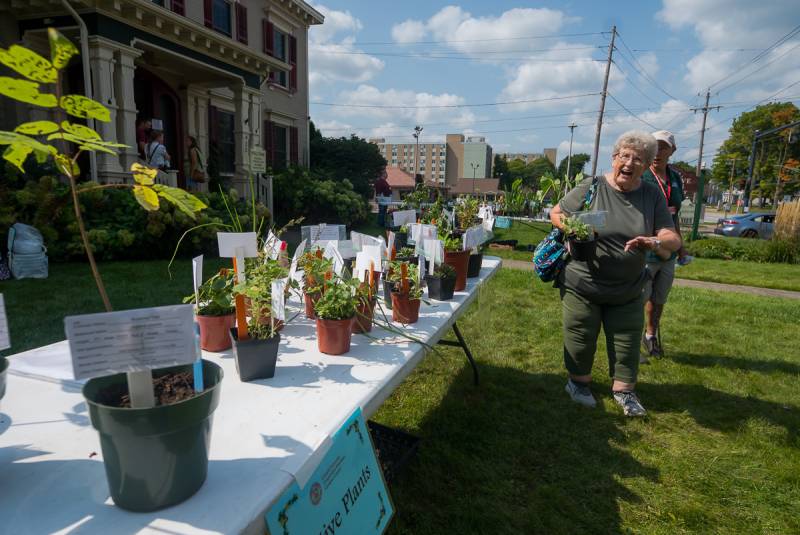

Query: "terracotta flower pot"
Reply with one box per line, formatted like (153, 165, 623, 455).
(353, 298, 377, 334)
(196, 313, 235, 352)
(391, 292, 421, 324)
(444, 249, 470, 291)
(316, 317, 355, 355)
(304, 291, 321, 319)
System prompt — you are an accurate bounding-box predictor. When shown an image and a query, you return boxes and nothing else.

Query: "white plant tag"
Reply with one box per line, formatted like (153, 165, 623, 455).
(354, 252, 371, 283)
(0, 293, 10, 350)
(65, 305, 196, 381)
(418, 255, 424, 285)
(288, 239, 307, 282)
(324, 242, 344, 276)
(217, 232, 258, 258)
(392, 209, 416, 227)
(387, 231, 395, 256)
(271, 279, 286, 321)
(192, 255, 203, 309)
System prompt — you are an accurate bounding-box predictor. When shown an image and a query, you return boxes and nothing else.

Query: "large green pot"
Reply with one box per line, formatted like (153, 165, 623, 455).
(0, 356, 8, 402)
(82, 359, 223, 512)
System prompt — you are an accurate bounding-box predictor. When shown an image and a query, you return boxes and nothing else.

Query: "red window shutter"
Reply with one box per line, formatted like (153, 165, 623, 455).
(289, 35, 298, 93)
(203, 0, 212, 28)
(263, 20, 274, 56)
(236, 4, 248, 44)
(290, 126, 299, 165)
(171, 0, 185, 16)
(264, 121, 274, 165)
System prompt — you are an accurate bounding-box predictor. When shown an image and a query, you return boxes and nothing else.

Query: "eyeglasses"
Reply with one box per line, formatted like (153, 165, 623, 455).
(613, 153, 644, 165)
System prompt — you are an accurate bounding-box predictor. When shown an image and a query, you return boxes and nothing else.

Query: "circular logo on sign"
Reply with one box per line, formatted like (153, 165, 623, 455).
(309, 482, 323, 505)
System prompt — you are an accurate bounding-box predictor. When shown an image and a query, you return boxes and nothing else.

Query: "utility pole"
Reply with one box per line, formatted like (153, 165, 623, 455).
(690, 163, 706, 240)
(689, 90, 720, 236)
(565, 122, 577, 196)
(590, 26, 616, 178)
(470, 162, 480, 194)
(413, 125, 423, 184)
(724, 156, 737, 218)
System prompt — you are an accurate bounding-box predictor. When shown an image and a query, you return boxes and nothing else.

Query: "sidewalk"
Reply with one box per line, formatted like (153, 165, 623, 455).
(500, 258, 800, 300)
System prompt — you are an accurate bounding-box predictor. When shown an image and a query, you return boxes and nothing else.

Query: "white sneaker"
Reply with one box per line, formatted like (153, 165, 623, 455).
(613, 391, 647, 417)
(565, 380, 596, 408)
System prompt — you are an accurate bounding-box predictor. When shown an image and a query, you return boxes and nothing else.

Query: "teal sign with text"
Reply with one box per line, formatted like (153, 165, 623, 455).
(265, 409, 394, 535)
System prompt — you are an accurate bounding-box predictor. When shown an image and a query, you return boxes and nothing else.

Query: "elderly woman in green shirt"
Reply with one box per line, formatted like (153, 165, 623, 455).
(549, 131, 681, 416)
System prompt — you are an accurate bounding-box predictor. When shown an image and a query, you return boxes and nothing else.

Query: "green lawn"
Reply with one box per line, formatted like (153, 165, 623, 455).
(676, 257, 800, 292)
(2, 261, 799, 533)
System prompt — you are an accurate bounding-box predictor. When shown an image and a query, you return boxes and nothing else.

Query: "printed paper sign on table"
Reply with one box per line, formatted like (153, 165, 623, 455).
(265, 408, 393, 535)
(411, 224, 437, 254)
(0, 293, 10, 350)
(391, 209, 416, 227)
(65, 305, 196, 381)
(463, 225, 487, 250)
(217, 232, 259, 258)
(302, 224, 347, 244)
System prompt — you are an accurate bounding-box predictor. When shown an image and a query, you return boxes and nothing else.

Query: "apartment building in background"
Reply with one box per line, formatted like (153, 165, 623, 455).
(498, 148, 558, 167)
(0, 0, 323, 198)
(370, 133, 493, 188)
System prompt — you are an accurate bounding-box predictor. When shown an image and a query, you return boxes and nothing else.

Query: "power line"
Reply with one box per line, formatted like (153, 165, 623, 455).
(311, 92, 601, 109)
(309, 45, 604, 55)
(615, 31, 679, 100)
(611, 59, 664, 106)
(607, 93, 659, 129)
(716, 41, 800, 94)
(344, 31, 608, 46)
(707, 24, 800, 90)
(308, 50, 606, 62)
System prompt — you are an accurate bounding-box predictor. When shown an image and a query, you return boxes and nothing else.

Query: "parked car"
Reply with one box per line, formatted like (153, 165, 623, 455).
(714, 212, 775, 239)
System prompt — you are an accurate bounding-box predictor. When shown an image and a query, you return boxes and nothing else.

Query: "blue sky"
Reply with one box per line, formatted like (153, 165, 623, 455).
(307, 1, 800, 172)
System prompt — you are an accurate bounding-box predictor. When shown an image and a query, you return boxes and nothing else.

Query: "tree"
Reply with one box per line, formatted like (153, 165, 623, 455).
(710, 102, 800, 206)
(557, 153, 590, 179)
(671, 160, 696, 175)
(493, 154, 511, 189)
(526, 157, 557, 188)
(308, 121, 387, 200)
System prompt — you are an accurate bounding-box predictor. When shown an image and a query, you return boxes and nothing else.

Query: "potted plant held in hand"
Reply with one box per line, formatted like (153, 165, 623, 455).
(425, 263, 457, 301)
(387, 261, 423, 324)
(314, 278, 357, 355)
(562, 215, 596, 261)
(184, 270, 236, 352)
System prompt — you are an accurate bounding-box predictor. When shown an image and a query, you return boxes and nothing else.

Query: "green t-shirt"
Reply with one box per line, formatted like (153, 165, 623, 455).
(642, 166, 684, 263)
(558, 176, 675, 304)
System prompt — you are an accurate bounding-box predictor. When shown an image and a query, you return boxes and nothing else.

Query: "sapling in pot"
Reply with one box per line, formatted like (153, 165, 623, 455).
(184, 270, 236, 352)
(299, 249, 333, 319)
(314, 278, 357, 355)
(387, 261, 423, 324)
(441, 232, 470, 291)
(425, 263, 457, 301)
(353, 274, 378, 334)
(562, 215, 596, 261)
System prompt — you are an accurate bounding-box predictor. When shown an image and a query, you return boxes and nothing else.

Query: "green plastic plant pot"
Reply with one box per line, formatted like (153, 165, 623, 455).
(82, 359, 223, 512)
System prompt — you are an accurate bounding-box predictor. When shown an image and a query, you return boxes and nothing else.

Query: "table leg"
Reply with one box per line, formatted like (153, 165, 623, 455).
(437, 321, 479, 386)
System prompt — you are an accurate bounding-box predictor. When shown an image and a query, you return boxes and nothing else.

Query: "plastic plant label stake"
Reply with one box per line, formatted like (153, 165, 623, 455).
(233, 252, 248, 340)
(387, 231, 395, 257)
(217, 232, 258, 258)
(418, 256, 424, 285)
(423, 240, 440, 276)
(0, 293, 10, 350)
(288, 239, 307, 282)
(264, 230, 281, 260)
(323, 242, 345, 276)
(192, 255, 203, 309)
(126, 370, 155, 408)
(192, 322, 204, 393)
(271, 279, 286, 321)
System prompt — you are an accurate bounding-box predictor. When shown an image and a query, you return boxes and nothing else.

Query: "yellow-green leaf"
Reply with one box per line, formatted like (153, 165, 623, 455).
(0, 77, 57, 107)
(15, 120, 60, 135)
(3, 143, 34, 172)
(133, 185, 160, 211)
(152, 184, 207, 219)
(0, 44, 57, 83)
(131, 162, 158, 185)
(48, 28, 79, 70)
(78, 142, 117, 155)
(54, 153, 80, 177)
(59, 94, 111, 122)
(0, 130, 57, 156)
(61, 121, 101, 141)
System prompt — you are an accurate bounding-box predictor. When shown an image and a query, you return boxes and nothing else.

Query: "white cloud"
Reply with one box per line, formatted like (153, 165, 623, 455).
(307, 4, 384, 88)
(657, 0, 800, 95)
(391, 20, 426, 44)
(392, 6, 578, 56)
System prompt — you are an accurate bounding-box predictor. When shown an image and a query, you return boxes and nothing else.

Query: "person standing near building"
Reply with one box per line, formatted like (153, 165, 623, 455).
(641, 131, 686, 360)
(136, 118, 151, 160)
(374, 168, 392, 227)
(146, 130, 171, 171)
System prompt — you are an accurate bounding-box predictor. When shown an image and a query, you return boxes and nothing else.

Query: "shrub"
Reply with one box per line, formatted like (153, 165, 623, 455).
(1, 175, 267, 261)
(686, 236, 799, 264)
(272, 166, 368, 227)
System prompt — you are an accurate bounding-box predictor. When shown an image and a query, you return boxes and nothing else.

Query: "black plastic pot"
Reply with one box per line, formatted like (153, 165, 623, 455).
(383, 279, 397, 309)
(394, 231, 408, 250)
(0, 356, 7, 402)
(425, 274, 456, 301)
(467, 252, 483, 278)
(82, 359, 223, 512)
(568, 234, 597, 261)
(230, 330, 280, 381)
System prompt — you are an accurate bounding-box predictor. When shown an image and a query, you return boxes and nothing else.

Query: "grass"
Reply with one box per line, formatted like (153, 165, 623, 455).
(376, 270, 800, 534)
(676, 257, 800, 292)
(3, 261, 799, 533)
